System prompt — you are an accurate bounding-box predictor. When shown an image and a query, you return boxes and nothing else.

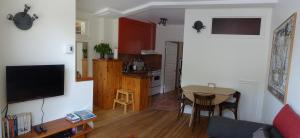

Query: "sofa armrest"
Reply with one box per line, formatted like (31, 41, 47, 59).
(207, 117, 271, 138)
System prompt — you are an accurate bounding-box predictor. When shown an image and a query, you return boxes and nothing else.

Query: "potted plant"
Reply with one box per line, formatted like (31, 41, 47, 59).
(105, 46, 113, 59)
(94, 43, 113, 59)
(82, 48, 88, 59)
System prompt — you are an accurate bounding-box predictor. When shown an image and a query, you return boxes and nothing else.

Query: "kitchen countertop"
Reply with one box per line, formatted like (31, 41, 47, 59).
(122, 71, 152, 79)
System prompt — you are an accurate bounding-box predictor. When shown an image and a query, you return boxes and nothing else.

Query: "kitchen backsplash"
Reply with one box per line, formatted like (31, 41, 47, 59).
(118, 54, 162, 71)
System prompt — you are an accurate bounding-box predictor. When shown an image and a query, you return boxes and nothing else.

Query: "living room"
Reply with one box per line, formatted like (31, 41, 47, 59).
(1, 0, 300, 138)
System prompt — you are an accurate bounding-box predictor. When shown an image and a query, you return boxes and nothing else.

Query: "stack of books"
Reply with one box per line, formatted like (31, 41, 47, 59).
(65, 113, 81, 123)
(74, 110, 96, 121)
(1, 113, 32, 138)
(65, 110, 96, 123)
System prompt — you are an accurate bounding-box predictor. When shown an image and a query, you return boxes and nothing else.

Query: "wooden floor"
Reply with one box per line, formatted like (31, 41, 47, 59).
(151, 91, 180, 112)
(88, 108, 209, 138)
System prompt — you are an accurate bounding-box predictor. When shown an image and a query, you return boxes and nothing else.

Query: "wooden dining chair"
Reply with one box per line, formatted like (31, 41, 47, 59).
(192, 94, 215, 131)
(176, 88, 183, 101)
(219, 91, 241, 120)
(177, 88, 193, 119)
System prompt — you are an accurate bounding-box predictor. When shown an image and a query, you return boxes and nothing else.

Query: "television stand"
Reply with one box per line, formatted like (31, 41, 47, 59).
(34, 125, 47, 134)
(17, 117, 96, 138)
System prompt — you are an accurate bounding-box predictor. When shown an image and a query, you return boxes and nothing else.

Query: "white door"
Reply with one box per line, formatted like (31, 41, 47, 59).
(238, 80, 261, 122)
(164, 42, 178, 93)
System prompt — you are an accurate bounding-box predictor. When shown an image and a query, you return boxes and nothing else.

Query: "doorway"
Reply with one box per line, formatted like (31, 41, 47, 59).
(151, 41, 183, 111)
(163, 41, 183, 93)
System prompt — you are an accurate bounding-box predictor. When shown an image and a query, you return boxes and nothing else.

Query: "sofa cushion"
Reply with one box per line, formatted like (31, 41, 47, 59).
(208, 116, 270, 138)
(273, 104, 300, 138)
(252, 127, 271, 138)
(270, 127, 283, 138)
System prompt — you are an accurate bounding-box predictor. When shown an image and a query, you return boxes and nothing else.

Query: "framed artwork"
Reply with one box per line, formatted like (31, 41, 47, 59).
(268, 13, 297, 103)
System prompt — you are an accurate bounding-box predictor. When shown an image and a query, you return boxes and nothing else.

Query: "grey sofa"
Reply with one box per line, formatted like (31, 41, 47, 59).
(207, 117, 283, 138)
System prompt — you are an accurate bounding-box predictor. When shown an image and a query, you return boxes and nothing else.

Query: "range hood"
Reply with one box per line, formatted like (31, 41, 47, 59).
(141, 50, 159, 55)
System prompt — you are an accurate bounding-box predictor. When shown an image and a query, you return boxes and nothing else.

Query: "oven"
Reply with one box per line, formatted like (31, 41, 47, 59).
(150, 70, 161, 95)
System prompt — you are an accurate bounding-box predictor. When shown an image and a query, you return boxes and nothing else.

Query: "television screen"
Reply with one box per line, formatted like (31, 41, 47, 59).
(6, 65, 65, 103)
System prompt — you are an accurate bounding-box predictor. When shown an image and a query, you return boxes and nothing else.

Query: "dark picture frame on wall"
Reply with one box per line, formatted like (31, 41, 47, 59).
(268, 12, 297, 103)
(211, 18, 261, 35)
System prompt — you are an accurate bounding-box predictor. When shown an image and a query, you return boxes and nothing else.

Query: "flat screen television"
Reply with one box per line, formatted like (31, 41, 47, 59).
(6, 65, 65, 103)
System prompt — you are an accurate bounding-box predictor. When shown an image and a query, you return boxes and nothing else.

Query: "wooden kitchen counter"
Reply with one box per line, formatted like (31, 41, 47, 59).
(93, 59, 151, 111)
(122, 72, 152, 79)
(93, 59, 123, 109)
(121, 73, 151, 111)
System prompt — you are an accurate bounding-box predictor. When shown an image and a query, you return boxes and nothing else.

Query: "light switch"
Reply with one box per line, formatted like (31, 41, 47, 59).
(64, 44, 73, 54)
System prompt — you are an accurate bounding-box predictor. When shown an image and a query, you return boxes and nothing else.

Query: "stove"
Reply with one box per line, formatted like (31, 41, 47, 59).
(150, 70, 161, 95)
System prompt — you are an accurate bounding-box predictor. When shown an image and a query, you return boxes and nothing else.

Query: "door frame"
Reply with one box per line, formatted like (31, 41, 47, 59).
(163, 41, 183, 93)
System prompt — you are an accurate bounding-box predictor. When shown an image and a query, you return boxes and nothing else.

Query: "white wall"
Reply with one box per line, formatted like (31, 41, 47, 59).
(0, 16, 4, 138)
(262, 0, 300, 124)
(155, 25, 184, 54)
(76, 11, 119, 76)
(76, 10, 104, 77)
(155, 25, 184, 93)
(104, 18, 119, 49)
(0, 1, 4, 134)
(76, 42, 83, 75)
(0, 2, 6, 137)
(182, 8, 272, 122)
(0, 0, 93, 127)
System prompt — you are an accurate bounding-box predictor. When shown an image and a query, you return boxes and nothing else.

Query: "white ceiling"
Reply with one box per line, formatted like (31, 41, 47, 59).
(77, 0, 149, 13)
(127, 8, 185, 25)
(76, 0, 277, 24)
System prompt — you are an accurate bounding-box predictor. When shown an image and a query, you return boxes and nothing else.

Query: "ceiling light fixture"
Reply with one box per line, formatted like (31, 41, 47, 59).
(158, 18, 168, 26)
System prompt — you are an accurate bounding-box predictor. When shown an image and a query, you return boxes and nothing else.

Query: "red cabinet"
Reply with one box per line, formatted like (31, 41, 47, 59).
(118, 18, 156, 54)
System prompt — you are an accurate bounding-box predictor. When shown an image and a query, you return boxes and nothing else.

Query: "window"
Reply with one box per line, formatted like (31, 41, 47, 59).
(212, 18, 261, 35)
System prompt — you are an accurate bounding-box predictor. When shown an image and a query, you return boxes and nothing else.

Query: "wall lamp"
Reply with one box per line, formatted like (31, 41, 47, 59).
(7, 4, 38, 30)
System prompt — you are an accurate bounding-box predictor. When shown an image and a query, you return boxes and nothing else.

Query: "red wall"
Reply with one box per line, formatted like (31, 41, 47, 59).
(118, 18, 156, 54)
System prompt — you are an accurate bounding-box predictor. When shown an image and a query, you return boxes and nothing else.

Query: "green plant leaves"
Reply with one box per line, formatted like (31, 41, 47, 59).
(94, 43, 112, 58)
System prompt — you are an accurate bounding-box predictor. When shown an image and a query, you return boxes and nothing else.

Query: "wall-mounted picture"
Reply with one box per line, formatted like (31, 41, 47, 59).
(268, 13, 297, 103)
(211, 18, 261, 35)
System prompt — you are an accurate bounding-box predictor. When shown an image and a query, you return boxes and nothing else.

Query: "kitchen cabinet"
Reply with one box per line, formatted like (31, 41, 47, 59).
(93, 59, 151, 111)
(118, 18, 156, 54)
(121, 74, 151, 111)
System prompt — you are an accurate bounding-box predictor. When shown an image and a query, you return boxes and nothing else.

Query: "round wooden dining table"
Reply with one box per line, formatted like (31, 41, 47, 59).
(181, 85, 236, 126)
(182, 85, 236, 105)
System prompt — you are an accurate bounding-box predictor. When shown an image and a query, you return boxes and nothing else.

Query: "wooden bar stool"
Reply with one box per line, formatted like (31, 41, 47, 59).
(113, 89, 135, 113)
